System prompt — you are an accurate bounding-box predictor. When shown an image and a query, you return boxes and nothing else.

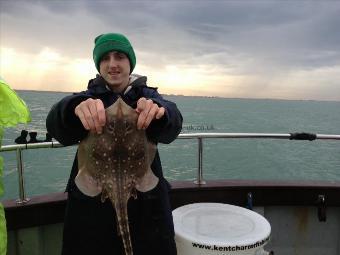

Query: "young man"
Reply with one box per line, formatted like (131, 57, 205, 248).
(46, 33, 182, 255)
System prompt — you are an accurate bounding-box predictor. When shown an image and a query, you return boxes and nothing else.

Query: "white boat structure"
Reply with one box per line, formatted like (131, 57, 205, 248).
(1, 132, 340, 255)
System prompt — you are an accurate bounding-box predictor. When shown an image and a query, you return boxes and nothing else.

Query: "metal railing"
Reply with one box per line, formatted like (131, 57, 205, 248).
(1, 132, 340, 204)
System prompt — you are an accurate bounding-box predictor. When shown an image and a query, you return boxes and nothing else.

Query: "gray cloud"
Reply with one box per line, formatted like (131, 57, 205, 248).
(2, 1, 340, 58)
(1, 0, 340, 99)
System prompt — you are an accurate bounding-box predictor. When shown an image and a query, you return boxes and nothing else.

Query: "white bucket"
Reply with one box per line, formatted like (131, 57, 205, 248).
(173, 203, 271, 255)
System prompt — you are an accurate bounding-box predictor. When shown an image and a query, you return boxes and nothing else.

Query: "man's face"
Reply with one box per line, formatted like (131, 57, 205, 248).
(99, 51, 131, 93)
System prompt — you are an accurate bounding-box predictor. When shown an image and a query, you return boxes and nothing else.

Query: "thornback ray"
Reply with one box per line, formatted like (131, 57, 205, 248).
(76, 97, 158, 255)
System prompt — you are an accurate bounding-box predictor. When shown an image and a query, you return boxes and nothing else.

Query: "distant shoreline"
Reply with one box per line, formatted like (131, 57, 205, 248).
(14, 89, 340, 103)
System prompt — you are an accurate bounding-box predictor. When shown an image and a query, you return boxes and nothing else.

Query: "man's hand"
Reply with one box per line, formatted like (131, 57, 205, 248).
(75, 98, 106, 134)
(136, 97, 165, 130)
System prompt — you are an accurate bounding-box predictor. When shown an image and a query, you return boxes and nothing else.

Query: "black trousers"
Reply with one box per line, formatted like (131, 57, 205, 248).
(62, 179, 177, 255)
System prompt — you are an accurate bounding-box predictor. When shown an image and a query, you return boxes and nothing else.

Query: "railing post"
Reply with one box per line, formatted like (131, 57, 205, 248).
(16, 148, 30, 204)
(194, 137, 206, 185)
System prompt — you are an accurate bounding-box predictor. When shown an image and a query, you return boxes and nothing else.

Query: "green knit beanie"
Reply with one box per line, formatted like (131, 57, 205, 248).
(93, 33, 136, 73)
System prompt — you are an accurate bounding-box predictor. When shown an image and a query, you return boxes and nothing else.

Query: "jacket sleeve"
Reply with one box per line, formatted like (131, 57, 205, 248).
(46, 92, 92, 146)
(143, 88, 183, 144)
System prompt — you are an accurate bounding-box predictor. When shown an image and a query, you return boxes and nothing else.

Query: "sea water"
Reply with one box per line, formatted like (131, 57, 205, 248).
(1, 90, 340, 200)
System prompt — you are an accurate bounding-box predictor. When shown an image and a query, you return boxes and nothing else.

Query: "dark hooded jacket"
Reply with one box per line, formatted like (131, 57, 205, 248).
(46, 74, 183, 192)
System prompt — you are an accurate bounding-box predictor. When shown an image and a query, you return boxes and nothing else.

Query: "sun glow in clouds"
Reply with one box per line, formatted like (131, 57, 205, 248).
(1, 47, 340, 101)
(35, 47, 62, 71)
(0, 47, 96, 92)
(0, 46, 248, 97)
(151, 65, 200, 93)
(136, 63, 241, 97)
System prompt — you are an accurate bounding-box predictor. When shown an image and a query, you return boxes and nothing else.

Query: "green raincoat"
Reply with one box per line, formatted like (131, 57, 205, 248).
(0, 77, 31, 255)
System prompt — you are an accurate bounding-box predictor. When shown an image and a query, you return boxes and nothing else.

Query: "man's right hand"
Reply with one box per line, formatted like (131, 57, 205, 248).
(75, 98, 106, 134)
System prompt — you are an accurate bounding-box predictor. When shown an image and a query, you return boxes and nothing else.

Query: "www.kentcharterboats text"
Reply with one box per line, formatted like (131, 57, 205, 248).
(191, 236, 270, 252)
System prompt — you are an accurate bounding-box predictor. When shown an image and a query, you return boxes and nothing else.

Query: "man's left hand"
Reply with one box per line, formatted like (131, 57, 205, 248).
(136, 97, 165, 130)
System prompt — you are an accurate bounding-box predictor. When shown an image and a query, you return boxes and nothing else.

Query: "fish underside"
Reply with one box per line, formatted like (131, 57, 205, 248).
(77, 98, 157, 255)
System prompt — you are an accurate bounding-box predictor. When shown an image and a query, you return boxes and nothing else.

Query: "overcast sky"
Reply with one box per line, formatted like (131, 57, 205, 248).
(1, 0, 340, 100)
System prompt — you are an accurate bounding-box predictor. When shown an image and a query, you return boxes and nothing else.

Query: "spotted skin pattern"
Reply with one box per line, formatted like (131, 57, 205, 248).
(77, 98, 156, 255)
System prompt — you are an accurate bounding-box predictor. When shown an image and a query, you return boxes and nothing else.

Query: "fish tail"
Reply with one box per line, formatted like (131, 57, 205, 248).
(115, 201, 133, 255)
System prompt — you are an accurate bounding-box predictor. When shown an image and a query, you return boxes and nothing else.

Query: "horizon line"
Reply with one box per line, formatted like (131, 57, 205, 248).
(14, 88, 340, 103)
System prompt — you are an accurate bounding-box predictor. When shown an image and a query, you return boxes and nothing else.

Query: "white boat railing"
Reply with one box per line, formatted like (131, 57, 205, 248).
(1, 132, 340, 204)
